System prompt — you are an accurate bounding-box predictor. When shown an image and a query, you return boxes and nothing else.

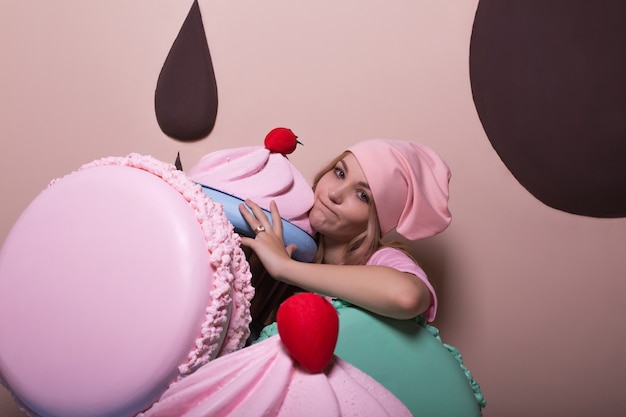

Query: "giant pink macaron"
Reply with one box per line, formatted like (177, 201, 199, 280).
(0, 154, 254, 417)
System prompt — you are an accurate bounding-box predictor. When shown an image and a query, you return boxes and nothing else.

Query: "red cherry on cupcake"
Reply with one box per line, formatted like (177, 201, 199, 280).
(277, 293, 339, 373)
(264, 127, 302, 155)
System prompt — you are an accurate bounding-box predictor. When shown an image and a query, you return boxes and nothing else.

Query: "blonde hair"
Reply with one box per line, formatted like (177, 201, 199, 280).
(311, 151, 389, 265)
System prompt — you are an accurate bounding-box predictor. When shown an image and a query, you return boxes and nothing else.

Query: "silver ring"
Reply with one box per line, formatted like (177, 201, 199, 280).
(254, 225, 266, 234)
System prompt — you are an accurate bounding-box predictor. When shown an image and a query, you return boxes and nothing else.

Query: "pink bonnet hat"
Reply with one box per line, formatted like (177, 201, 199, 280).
(347, 139, 451, 240)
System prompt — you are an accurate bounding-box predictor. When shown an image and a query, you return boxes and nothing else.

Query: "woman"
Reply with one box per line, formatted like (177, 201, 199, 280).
(241, 139, 485, 415)
(239, 138, 451, 322)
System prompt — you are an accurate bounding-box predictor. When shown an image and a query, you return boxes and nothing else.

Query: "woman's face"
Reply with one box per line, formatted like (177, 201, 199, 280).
(309, 152, 372, 243)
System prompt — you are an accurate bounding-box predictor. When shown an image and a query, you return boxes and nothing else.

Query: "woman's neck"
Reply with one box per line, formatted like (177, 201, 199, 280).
(321, 239, 347, 265)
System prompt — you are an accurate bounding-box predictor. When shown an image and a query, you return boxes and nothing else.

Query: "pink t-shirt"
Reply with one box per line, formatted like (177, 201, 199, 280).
(366, 247, 438, 322)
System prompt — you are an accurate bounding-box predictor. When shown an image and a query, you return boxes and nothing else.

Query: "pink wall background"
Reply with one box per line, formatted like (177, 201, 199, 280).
(2, 1, 626, 416)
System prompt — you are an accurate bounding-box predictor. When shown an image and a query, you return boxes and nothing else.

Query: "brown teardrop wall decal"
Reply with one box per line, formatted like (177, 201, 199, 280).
(155, 0, 218, 141)
(470, 1, 626, 218)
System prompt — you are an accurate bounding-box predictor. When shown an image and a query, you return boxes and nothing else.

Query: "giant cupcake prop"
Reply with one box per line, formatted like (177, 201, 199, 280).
(138, 293, 412, 417)
(188, 127, 317, 262)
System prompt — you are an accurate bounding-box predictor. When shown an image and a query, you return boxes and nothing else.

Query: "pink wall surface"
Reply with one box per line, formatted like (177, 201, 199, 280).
(2, 1, 625, 416)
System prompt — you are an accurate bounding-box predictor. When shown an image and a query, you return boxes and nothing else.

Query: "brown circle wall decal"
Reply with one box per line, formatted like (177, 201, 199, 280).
(155, 0, 218, 142)
(469, 1, 626, 218)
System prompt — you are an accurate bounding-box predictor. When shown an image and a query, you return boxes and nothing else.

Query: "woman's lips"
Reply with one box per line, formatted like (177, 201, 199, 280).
(310, 198, 338, 225)
(315, 199, 337, 218)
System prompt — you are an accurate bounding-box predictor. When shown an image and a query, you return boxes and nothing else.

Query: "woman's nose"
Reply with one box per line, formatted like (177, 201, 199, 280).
(328, 185, 344, 204)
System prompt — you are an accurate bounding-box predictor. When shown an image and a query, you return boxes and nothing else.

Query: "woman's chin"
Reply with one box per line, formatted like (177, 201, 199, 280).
(307, 207, 324, 229)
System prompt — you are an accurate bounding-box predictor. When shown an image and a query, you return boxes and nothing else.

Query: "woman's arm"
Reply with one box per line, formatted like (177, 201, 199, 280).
(276, 261, 430, 320)
(239, 200, 431, 320)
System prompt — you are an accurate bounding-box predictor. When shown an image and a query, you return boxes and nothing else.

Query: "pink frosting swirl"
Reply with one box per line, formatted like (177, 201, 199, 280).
(137, 336, 411, 417)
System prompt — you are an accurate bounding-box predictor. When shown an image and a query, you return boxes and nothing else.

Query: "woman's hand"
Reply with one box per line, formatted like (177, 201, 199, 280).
(238, 199, 297, 279)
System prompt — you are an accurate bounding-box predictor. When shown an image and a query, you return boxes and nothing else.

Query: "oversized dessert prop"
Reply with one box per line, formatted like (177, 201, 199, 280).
(188, 128, 317, 262)
(276, 292, 338, 373)
(138, 294, 411, 417)
(259, 299, 486, 417)
(0, 154, 253, 417)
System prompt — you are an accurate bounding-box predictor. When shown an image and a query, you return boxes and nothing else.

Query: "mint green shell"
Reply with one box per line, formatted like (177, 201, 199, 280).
(332, 301, 484, 416)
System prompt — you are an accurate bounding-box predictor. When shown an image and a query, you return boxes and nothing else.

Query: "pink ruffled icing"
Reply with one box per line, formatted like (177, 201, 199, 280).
(137, 336, 412, 417)
(187, 146, 314, 235)
(64, 154, 254, 376)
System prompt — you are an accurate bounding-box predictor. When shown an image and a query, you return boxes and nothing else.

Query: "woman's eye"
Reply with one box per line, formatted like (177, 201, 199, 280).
(357, 190, 370, 203)
(334, 167, 345, 179)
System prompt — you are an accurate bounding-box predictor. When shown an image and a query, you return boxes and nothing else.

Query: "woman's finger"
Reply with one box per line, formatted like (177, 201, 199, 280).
(239, 199, 269, 229)
(285, 243, 297, 258)
(269, 200, 284, 236)
(244, 199, 272, 228)
(239, 235, 255, 249)
(238, 202, 258, 227)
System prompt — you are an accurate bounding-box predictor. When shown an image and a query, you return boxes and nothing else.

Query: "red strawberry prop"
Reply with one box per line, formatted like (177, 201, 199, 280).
(264, 127, 302, 155)
(276, 293, 339, 373)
